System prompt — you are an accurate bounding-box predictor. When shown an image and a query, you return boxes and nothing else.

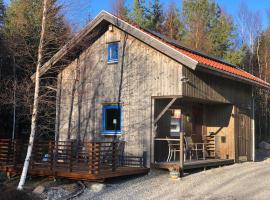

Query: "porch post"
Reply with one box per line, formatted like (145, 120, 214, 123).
(179, 112, 184, 177)
(251, 92, 255, 162)
(179, 131, 184, 177)
(150, 98, 155, 164)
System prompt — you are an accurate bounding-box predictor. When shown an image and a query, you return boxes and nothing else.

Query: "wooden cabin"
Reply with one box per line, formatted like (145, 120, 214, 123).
(1, 11, 269, 180)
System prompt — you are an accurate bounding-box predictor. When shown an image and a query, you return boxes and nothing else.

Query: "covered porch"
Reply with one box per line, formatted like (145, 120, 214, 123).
(151, 96, 235, 172)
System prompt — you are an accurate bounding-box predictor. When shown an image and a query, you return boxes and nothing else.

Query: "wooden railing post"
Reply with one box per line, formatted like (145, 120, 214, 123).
(112, 142, 116, 172)
(69, 141, 73, 172)
(49, 141, 53, 171)
(7, 139, 12, 165)
(143, 151, 147, 167)
(95, 143, 100, 175)
(88, 143, 93, 174)
(13, 140, 17, 167)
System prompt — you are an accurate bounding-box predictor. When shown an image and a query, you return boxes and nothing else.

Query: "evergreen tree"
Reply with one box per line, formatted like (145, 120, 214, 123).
(5, 0, 71, 75)
(0, 0, 7, 78)
(0, 0, 5, 28)
(3, 0, 72, 138)
(182, 0, 234, 58)
(225, 45, 247, 67)
(145, 0, 164, 31)
(130, 0, 145, 26)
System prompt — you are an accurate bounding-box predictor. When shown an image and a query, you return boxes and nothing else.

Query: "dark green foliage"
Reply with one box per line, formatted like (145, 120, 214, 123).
(144, 0, 164, 31)
(0, 0, 4, 28)
(0, 0, 72, 139)
(182, 0, 234, 58)
(5, 0, 71, 75)
(130, 0, 145, 26)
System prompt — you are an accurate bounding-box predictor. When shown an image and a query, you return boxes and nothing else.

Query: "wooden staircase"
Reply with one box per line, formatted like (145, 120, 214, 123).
(205, 135, 216, 158)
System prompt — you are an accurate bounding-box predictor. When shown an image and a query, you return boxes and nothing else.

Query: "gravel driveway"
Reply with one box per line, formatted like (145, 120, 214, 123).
(76, 159, 270, 200)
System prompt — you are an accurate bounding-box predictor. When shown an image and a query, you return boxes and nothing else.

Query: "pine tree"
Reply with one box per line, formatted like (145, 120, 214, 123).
(3, 0, 71, 138)
(145, 0, 164, 31)
(0, 0, 5, 28)
(5, 0, 71, 75)
(182, 0, 234, 58)
(131, 0, 145, 26)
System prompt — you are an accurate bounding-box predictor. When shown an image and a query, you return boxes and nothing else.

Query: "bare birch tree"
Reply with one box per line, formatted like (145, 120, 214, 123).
(17, 0, 48, 190)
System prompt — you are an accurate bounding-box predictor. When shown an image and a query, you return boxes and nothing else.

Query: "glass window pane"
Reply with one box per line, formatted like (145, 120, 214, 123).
(105, 108, 121, 131)
(108, 43, 118, 62)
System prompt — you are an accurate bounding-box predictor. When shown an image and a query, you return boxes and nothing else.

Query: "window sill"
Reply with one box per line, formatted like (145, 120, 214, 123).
(101, 130, 122, 135)
(107, 60, 118, 64)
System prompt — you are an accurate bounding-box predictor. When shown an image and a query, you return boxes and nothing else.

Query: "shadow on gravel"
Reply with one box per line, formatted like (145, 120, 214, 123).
(101, 167, 216, 185)
(0, 186, 40, 200)
(255, 149, 270, 162)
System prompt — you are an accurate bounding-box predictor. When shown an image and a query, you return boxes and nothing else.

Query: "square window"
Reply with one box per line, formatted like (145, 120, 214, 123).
(102, 105, 122, 135)
(107, 42, 119, 63)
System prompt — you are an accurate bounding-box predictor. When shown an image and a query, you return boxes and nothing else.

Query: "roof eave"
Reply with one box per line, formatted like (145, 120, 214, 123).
(31, 11, 109, 81)
(197, 64, 270, 89)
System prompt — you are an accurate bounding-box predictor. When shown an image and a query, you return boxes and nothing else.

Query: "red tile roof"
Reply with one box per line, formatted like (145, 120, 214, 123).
(115, 14, 270, 88)
(178, 48, 270, 87)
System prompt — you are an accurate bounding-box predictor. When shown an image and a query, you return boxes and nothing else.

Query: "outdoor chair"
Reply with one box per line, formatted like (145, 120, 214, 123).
(166, 136, 180, 162)
(184, 136, 206, 161)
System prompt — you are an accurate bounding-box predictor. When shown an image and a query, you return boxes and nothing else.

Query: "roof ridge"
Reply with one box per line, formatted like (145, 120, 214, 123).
(108, 12, 269, 87)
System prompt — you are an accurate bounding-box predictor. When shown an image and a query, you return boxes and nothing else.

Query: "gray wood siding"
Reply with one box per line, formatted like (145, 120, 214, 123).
(58, 27, 182, 158)
(182, 67, 252, 107)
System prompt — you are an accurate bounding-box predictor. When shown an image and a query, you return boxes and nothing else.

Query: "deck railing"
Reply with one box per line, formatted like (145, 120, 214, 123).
(0, 139, 146, 175)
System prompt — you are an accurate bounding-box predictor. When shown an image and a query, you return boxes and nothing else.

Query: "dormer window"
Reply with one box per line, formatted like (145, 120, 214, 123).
(107, 42, 119, 63)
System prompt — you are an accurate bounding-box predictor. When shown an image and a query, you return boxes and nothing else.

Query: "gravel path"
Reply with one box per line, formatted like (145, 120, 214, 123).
(76, 159, 270, 200)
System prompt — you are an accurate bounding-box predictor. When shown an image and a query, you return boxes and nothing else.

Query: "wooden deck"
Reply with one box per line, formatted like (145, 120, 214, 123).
(151, 159, 235, 170)
(28, 166, 149, 181)
(0, 139, 149, 181)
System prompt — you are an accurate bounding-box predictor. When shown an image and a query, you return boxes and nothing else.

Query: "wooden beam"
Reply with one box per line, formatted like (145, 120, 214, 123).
(154, 97, 177, 124)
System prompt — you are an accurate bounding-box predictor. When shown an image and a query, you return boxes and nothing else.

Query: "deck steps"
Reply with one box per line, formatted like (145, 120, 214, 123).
(205, 135, 216, 158)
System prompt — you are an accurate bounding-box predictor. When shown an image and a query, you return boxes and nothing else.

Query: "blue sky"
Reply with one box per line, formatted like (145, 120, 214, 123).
(4, 0, 270, 30)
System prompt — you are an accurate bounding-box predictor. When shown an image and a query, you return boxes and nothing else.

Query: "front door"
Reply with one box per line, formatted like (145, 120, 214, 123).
(235, 108, 252, 162)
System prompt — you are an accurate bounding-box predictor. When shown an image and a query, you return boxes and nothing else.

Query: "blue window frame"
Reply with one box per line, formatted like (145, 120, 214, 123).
(107, 42, 119, 63)
(102, 105, 122, 135)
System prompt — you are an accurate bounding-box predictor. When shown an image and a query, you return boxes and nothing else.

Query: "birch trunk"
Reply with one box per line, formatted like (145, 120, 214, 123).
(17, 0, 48, 190)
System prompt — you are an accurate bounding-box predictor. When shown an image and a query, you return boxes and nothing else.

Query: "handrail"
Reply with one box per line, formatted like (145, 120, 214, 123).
(0, 139, 146, 175)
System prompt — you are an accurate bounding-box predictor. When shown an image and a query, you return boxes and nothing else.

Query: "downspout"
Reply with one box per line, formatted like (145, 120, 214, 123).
(251, 86, 255, 162)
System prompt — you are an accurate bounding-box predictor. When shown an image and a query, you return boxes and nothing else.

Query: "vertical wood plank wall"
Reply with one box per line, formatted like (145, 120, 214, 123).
(182, 67, 252, 106)
(204, 105, 235, 159)
(57, 27, 182, 165)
